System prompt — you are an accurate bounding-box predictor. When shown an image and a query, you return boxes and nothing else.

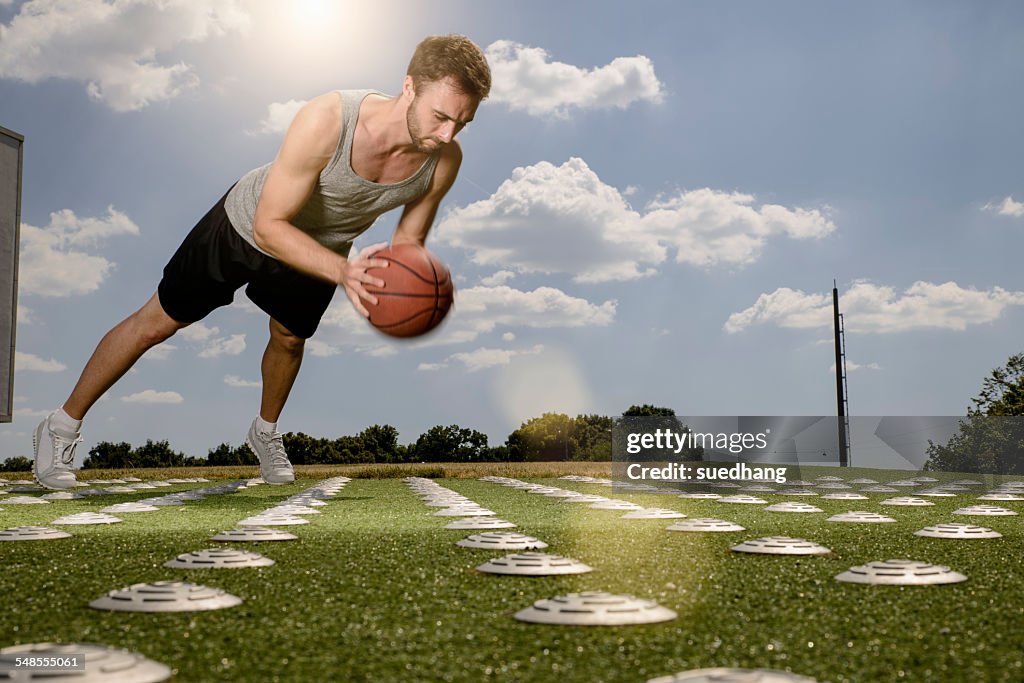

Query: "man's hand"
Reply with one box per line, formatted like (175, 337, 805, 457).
(342, 242, 390, 317)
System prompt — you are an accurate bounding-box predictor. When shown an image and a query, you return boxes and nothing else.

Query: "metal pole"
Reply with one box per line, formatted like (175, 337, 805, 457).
(833, 281, 849, 467)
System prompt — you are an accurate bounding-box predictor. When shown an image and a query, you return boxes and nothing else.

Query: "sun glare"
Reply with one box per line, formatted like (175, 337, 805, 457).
(288, 0, 337, 28)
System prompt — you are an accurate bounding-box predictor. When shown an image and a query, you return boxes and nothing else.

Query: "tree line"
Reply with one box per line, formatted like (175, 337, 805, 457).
(0, 404, 681, 471)
(924, 352, 1024, 474)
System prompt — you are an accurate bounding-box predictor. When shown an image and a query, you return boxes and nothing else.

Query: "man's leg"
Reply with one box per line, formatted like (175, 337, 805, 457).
(245, 318, 304, 484)
(258, 318, 306, 422)
(64, 292, 189, 419)
(34, 292, 188, 489)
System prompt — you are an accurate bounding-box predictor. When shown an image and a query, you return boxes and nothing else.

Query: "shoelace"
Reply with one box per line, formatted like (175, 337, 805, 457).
(52, 433, 82, 469)
(259, 431, 291, 467)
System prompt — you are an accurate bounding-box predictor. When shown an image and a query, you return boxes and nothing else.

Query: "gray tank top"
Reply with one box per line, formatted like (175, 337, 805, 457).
(224, 89, 440, 256)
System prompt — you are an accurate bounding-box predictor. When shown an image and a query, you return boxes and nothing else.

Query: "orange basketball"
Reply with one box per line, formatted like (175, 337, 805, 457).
(364, 244, 454, 338)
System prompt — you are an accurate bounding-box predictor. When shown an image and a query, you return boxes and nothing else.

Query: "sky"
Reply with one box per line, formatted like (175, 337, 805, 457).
(0, 0, 1022, 469)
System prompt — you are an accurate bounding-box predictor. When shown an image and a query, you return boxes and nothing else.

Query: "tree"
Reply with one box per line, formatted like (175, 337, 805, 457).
(506, 413, 575, 461)
(571, 414, 614, 461)
(133, 439, 196, 468)
(281, 432, 314, 464)
(925, 353, 1024, 473)
(81, 439, 201, 468)
(0, 456, 31, 472)
(482, 445, 510, 462)
(206, 442, 257, 466)
(283, 432, 351, 464)
(618, 404, 702, 461)
(82, 441, 134, 469)
(411, 424, 489, 462)
(924, 415, 1024, 474)
(623, 404, 677, 417)
(334, 434, 371, 463)
(358, 424, 401, 462)
(973, 353, 1024, 416)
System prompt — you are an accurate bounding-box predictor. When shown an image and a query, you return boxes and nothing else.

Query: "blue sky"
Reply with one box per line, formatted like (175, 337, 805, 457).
(1, 0, 1022, 468)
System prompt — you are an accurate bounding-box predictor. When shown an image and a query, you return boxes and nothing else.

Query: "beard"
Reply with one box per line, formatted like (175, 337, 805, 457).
(406, 98, 442, 154)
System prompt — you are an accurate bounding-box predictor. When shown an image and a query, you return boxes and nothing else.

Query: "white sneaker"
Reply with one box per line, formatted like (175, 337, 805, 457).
(33, 413, 81, 490)
(246, 420, 294, 485)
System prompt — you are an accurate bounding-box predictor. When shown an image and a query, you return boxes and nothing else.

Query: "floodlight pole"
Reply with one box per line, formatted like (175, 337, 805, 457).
(833, 281, 850, 467)
(0, 126, 23, 423)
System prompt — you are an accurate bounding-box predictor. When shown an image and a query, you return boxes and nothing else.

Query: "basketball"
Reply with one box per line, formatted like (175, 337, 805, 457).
(364, 244, 454, 338)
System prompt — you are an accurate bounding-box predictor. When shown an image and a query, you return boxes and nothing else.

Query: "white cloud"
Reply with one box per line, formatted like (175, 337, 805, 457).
(197, 333, 246, 358)
(19, 206, 140, 297)
(724, 280, 1024, 335)
(142, 344, 177, 361)
(480, 270, 516, 286)
(723, 288, 831, 334)
(983, 196, 1024, 218)
(830, 361, 881, 373)
(14, 351, 65, 373)
(440, 285, 617, 345)
(419, 344, 544, 373)
(179, 323, 245, 358)
(642, 189, 835, 267)
(179, 322, 219, 343)
(121, 389, 184, 404)
(250, 98, 306, 135)
(310, 300, 390, 354)
(501, 332, 516, 342)
(363, 344, 399, 358)
(228, 297, 263, 315)
(317, 283, 616, 352)
(16, 305, 36, 325)
(224, 374, 260, 388)
(437, 158, 834, 283)
(15, 406, 50, 419)
(485, 40, 663, 118)
(0, 0, 249, 111)
(437, 158, 658, 283)
(317, 294, 361, 334)
(305, 339, 341, 357)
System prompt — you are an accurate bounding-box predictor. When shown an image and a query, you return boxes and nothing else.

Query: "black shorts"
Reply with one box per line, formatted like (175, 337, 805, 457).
(157, 189, 337, 339)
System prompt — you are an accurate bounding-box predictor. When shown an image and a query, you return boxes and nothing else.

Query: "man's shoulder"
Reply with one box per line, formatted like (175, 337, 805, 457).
(304, 92, 344, 120)
(438, 139, 463, 170)
(287, 94, 343, 151)
(426, 141, 463, 195)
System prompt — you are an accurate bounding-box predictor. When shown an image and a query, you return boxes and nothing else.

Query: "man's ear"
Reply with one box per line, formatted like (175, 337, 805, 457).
(402, 75, 416, 100)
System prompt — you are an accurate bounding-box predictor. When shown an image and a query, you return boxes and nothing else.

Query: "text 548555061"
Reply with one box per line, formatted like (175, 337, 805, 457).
(13, 655, 84, 672)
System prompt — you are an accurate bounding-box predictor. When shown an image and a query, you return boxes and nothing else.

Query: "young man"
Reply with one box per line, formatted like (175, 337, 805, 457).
(32, 35, 491, 489)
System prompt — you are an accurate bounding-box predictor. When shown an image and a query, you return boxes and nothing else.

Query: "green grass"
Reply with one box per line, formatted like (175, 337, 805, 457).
(2, 465, 1024, 682)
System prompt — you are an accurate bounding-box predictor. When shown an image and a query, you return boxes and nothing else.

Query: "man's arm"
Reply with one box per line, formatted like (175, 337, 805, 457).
(392, 141, 463, 246)
(252, 93, 387, 314)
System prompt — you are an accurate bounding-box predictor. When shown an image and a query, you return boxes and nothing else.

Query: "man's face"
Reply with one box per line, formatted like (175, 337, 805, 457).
(405, 77, 480, 154)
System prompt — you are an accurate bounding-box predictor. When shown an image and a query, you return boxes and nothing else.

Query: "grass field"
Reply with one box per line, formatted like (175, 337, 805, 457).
(2, 463, 1023, 682)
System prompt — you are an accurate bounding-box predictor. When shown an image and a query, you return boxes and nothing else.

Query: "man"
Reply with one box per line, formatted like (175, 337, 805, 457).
(32, 35, 491, 489)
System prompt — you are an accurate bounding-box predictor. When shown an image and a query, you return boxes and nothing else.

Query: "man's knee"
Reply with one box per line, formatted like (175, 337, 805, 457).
(132, 294, 189, 347)
(269, 320, 305, 355)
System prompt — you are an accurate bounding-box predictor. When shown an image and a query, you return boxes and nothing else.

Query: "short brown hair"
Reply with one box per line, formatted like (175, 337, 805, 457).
(407, 34, 491, 100)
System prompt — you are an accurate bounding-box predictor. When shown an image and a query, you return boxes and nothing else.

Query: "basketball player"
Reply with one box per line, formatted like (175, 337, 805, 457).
(32, 35, 491, 489)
